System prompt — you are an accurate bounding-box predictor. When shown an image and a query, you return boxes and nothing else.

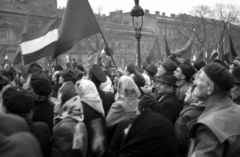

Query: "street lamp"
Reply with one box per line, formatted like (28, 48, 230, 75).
(131, 0, 144, 69)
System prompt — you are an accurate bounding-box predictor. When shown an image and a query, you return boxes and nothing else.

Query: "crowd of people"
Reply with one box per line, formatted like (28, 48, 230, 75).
(0, 54, 240, 157)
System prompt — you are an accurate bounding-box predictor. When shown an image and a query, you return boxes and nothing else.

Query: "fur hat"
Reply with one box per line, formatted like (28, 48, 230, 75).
(30, 73, 52, 96)
(203, 63, 234, 92)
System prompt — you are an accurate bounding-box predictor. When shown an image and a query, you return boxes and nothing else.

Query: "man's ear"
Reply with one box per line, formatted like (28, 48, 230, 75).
(207, 83, 214, 95)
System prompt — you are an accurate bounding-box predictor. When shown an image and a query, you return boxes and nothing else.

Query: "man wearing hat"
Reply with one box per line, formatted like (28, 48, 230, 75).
(152, 72, 182, 124)
(142, 64, 157, 93)
(231, 66, 240, 105)
(188, 63, 240, 157)
(174, 61, 196, 104)
(156, 56, 179, 77)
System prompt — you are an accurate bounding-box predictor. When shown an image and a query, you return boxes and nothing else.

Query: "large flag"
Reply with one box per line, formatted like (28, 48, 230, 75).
(0, 45, 7, 66)
(53, 0, 101, 59)
(172, 29, 195, 61)
(164, 35, 171, 57)
(224, 35, 238, 64)
(21, 18, 58, 64)
(146, 36, 162, 63)
(13, 14, 29, 65)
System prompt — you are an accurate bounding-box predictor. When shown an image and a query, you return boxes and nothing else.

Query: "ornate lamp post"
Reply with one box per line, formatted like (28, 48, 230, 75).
(131, 0, 144, 69)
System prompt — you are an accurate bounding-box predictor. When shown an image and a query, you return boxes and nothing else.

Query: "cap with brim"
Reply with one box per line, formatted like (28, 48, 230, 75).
(180, 61, 196, 79)
(156, 72, 178, 87)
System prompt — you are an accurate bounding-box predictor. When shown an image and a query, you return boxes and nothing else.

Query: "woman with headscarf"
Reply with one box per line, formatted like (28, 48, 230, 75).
(106, 76, 140, 127)
(51, 82, 87, 157)
(75, 79, 107, 156)
(106, 76, 140, 144)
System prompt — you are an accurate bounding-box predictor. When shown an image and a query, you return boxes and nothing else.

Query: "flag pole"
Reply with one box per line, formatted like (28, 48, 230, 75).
(100, 32, 117, 69)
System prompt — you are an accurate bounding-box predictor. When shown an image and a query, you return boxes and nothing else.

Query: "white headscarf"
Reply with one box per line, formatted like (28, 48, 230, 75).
(116, 76, 140, 103)
(100, 76, 114, 93)
(75, 79, 105, 116)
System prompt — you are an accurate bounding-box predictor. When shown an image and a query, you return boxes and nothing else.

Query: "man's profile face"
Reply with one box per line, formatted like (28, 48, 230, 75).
(174, 67, 183, 80)
(193, 71, 211, 100)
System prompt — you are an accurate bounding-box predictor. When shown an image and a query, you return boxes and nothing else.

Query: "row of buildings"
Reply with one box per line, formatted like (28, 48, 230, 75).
(1, 0, 240, 69)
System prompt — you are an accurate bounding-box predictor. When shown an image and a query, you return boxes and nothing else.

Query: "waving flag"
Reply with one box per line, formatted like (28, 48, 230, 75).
(53, 0, 101, 59)
(172, 29, 195, 61)
(21, 18, 58, 64)
(146, 36, 162, 63)
(224, 35, 238, 64)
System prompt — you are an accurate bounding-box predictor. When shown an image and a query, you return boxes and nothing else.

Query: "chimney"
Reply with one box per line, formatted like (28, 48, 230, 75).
(171, 14, 176, 18)
(155, 11, 160, 15)
(162, 12, 165, 16)
(145, 9, 149, 14)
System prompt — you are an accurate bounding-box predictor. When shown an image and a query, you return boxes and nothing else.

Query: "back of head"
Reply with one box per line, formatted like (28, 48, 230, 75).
(30, 73, 52, 96)
(0, 132, 42, 157)
(27, 63, 42, 74)
(0, 114, 29, 136)
(126, 63, 138, 75)
(89, 64, 107, 86)
(2, 86, 33, 115)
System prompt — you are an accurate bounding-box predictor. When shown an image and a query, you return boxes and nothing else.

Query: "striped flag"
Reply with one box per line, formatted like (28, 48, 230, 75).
(53, 0, 101, 59)
(0, 45, 7, 66)
(21, 18, 58, 64)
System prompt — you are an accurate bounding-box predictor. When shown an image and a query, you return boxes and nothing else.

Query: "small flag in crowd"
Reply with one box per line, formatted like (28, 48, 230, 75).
(53, 0, 101, 59)
(21, 18, 58, 64)
(146, 36, 162, 63)
(0, 45, 7, 66)
(85, 52, 100, 70)
(164, 35, 171, 57)
(172, 29, 195, 61)
(224, 35, 238, 64)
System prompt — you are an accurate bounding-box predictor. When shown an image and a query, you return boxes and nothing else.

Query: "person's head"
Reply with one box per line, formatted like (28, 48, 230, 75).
(124, 64, 138, 76)
(184, 84, 197, 104)
(89, 64, 107, 86)
(30, 73, 52, 98)
(157, 57, 178, 77)
(27, 63, 42, 75)
(145, 64, 157, 77)
(174, 61, 196, 81)
(52, 71, 61, 84)
(1, 86, 34, 124)
(156, 72, 177, 95)
(193, 63, 234, 102)
(193, 58, 206, 72)
(59, 70, 75, 84)
(54, 82, 78, 114)
(117, 76, 140, 100)
(137, 94, 157, 115)
(231, 66, 240, 101)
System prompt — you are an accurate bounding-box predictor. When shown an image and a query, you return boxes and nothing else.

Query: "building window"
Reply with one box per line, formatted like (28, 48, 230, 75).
(0, 30, 7, 44)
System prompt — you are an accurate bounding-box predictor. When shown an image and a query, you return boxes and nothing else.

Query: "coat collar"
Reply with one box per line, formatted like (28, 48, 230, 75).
(198, 97, 233, 120)
(158, 92, 176, 103)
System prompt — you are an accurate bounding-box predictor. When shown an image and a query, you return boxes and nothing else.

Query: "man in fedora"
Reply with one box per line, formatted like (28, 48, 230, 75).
(156, 56, 180, 77)
(188, 63, 240, 157)
(174, 61, 196, 105)
(231, 66, 240, 105)
(152, 72, 181, 124)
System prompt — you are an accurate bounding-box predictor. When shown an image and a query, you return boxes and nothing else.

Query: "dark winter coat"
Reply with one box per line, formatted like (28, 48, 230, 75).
(29, 122, 50, 157)
(32, 100, 54, 132)
(152, 92, 182, 124)
(174, 103, 204, 157)
(97, 87, 115, 116)
(82, 101, 107, 157)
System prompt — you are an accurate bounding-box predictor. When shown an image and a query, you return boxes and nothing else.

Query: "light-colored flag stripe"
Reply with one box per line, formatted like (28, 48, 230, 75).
(21, 29, 58, 55)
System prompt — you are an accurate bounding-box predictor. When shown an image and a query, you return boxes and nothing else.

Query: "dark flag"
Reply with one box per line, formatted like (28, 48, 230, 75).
(224, 35, 238, 64)
(146, 36, 162, 63)
(164, 35, 171, 57)
(21, 18, 58, 64)
(172, 29, 195, 61)
(52, 0, 101, 59)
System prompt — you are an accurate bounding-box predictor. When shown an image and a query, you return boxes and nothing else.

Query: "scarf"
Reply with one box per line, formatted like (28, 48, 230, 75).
(75, 79, 105, 116)
(55, 95, 84, 123)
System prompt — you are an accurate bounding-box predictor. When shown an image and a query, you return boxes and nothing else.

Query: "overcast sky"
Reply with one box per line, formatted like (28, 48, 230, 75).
(57, 0, 240, 16)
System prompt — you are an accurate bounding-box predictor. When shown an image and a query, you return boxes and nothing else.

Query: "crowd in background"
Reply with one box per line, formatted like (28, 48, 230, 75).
(0, 53, 240, 157)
